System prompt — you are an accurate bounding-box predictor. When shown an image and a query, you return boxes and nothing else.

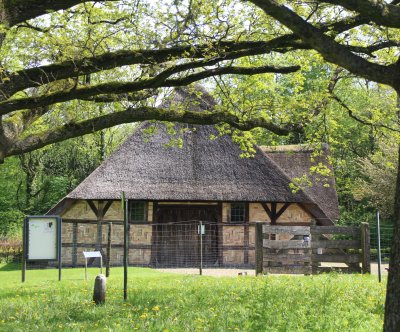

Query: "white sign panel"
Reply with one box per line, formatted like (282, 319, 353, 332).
(83, 251, 102, 258)
(26, 217, 59, 260)
(197, 224, 205, 235)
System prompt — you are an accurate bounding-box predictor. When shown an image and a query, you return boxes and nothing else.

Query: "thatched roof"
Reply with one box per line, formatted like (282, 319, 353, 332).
(51, 87, 339, 222)
(260, 144, 340, 221)
(66, 122, 315, 203)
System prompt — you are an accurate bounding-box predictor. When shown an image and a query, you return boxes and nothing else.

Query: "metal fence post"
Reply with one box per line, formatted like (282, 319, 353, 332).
(361, 222, 371, 274)
(376, 211, 382, 282)
(199, 221, 203, 276)
(255, 223, 263, 275)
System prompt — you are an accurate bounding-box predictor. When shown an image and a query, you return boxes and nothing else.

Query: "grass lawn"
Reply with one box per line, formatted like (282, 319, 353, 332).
(0, 264, 385, 331)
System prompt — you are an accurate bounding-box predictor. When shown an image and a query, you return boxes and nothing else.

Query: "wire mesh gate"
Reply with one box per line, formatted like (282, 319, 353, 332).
(54, 220, 255, 270)
(151, 220, 219, 268)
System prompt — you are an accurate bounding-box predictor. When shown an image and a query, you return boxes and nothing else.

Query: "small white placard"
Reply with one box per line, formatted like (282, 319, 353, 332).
(83, 251, 102, 258)
(197, 225, 205, 235)
(27, 217, 58, 260)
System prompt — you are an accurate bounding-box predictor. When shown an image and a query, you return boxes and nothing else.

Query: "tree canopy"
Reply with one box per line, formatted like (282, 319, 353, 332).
(0, 0, 399, 161)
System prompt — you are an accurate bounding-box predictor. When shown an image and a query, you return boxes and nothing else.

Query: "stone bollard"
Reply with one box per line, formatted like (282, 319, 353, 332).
(93, 274, 106, 305)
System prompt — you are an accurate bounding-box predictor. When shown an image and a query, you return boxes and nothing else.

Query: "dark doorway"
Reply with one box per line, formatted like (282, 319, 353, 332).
(152, 204, 219, 267)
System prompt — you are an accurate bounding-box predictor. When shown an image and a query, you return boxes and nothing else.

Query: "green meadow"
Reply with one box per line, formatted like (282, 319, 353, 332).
(0, 264, 385, 331)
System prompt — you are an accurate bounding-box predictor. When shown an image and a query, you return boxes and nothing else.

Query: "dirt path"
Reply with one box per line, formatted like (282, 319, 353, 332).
(157, 263, 388, 277)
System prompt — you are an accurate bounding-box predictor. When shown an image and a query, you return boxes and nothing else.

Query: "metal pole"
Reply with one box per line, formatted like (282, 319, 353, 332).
(22, 217, 26, 283)
(123, 192, 128, 300)
(377, 211, 382, 283)
(199, 221, 203, 276)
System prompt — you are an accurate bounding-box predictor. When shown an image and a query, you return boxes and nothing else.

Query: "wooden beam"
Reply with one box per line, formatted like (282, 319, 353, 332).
(87, 200, 99, 217)
(217, 202, 223, 266)
(270, 202, 277, 224)
(72, 223, 78, 267)
(275, 203, 291, 220)
(261, 202, 272, 220)
(262, 202, 291, 225)
(255, 223, 263, 275)
(244, 202, 250, 265)
(103, 200, 114, 217)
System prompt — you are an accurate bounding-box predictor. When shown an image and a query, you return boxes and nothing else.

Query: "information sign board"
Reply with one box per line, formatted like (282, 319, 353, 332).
(25, 216, 61, 261)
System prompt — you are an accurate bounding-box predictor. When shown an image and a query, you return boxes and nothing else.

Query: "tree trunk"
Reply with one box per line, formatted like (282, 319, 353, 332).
(383, 91, 400, 331)
(383, 146, 400, 331)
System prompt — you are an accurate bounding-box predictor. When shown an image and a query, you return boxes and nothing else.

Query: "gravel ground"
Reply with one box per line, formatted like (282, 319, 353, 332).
(157, 263, 389, 277)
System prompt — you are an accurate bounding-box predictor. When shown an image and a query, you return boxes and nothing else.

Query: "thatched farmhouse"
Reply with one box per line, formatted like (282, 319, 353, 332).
(48, 87, 339, 268)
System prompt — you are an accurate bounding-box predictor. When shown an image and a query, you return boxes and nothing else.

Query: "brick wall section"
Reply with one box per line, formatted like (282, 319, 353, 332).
(61, 222, 73, 243)
(62, 201, 97, 220)
(130, 225, 152, 244)
(223, 226, 244, 245)
(103, 201, 123, 220)
(77, 223, 97, 243)
(222, 226, 244, 265)
(223, 250, 244, 265)
(61, 247, 72, 265)
(129, 249, 151, 265)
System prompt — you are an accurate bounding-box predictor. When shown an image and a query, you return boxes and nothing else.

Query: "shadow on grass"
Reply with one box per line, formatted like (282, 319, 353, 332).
(0, 262, 21, 271)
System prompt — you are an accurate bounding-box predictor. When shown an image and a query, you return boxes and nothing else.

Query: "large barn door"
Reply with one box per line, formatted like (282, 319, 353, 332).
(153, 205, 219, 267)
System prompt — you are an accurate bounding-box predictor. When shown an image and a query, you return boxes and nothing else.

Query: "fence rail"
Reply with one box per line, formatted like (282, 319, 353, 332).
(256, 223, 370, 275)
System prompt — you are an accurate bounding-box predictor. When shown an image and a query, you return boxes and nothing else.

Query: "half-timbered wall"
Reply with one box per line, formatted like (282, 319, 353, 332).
(61, 200, 153, 267)
(60, 200, 314, 268)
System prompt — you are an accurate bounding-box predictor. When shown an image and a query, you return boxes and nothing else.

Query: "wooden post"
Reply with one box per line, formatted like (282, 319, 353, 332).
(106, 222, 112, 277)
(22, 217, 26, 283)
(255, 223, 264, 275)
(361, 222, 371, 274)
(93, 274, 106, 305)
(85, 258, 88, 280)
(58, 217, 62, 281)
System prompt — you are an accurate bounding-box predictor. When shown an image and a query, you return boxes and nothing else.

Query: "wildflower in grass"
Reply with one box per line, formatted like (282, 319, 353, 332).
(152, 305, 160, 311)
(140, 313, 149, 319)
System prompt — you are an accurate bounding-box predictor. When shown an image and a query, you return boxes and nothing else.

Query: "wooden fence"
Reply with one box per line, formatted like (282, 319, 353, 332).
(255, 223, 370, 275)
(0, 237, 22, 263)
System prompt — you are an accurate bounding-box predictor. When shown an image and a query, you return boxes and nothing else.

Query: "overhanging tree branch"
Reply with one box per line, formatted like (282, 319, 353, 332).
(0, 64, 300, 115)
(319, 0, 400, 28)
(8, 105, 295, 157)
(2, 14, 387, 99)
(0, 37, 300, 97)
(247, 0, 400, 87)
(1, 0, 118, 27)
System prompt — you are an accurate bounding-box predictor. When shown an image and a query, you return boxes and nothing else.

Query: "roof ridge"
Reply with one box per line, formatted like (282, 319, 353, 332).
(259, 143, 329, 153)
